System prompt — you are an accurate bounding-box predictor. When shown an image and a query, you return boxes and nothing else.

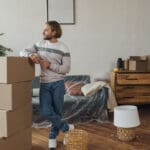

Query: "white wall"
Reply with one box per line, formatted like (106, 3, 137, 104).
(0, 0, 150, 79)
(0, 0, 46, 51)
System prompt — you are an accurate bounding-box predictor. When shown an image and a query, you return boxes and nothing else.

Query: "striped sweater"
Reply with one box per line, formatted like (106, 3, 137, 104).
(20, 40, 71, 83)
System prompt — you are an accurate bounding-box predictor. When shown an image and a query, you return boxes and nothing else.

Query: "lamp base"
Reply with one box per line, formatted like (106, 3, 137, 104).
(117, 127, 136, 142)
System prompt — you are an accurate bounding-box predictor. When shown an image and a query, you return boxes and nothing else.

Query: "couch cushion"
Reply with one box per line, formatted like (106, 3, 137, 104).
(64, 75, 90, 84)
(32, 88, 40, 97)
(65, 81, 84, 96)
(32, 76, 40, 88)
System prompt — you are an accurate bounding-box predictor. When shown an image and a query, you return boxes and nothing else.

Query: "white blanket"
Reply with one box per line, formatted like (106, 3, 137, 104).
(81, 81, 117, 111)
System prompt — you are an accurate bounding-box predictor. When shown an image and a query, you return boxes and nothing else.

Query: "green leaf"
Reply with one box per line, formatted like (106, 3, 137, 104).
(0, 33, 13, 56)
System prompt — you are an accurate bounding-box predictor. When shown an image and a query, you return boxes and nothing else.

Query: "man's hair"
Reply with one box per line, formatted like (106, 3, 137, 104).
(46, 21, 62, 38)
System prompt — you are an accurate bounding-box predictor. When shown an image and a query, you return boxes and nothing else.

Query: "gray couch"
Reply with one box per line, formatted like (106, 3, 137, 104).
(32, 75, 108, 123)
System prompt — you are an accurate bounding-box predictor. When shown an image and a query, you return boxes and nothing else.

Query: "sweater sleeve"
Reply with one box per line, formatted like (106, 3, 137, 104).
(50, 52, 71, 74)
(20, 44, 38, 57)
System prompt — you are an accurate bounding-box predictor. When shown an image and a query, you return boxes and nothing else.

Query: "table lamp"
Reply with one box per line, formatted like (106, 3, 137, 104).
(114, 105, 140, 141)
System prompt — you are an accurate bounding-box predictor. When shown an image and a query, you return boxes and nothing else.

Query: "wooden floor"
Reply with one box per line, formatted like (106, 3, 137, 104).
(32, 105, 150, 150)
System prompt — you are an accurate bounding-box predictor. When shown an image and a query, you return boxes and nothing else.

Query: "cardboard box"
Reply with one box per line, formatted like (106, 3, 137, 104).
(124, 59, 129, 70)
(0, 81, 32, 111)
(130, 56, 141, 60)
(129, 60, 147, 72)
(0, 102, 32, 138)
(0, 57, 35, 83)
(0, 128, 32, 150)
(129, 56, 147, 60)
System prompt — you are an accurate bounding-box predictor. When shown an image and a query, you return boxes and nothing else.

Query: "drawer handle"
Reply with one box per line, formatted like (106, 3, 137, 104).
(123, 86, 135, 89)
(126, 78, 138, 80)
(123, 96, 135, 99)
(143, 94, 150, 96)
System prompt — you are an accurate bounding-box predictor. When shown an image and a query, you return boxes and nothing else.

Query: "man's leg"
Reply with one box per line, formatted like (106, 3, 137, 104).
(40, 83, 61, 139)
(52, 80, 69, 132)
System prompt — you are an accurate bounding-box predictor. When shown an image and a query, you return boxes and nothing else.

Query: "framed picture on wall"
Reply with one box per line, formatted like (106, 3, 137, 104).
(47, 0, 75, 25)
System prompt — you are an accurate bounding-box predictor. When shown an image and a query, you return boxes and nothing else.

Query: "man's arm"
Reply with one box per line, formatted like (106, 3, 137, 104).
(50, 53, 71, 74)
(40, 53, 71, 74)
(20, 44, 38, 57)
(20, 44, 40, 64)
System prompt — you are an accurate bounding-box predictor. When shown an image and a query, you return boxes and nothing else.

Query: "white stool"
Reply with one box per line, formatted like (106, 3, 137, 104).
(114, 105, 140, 141)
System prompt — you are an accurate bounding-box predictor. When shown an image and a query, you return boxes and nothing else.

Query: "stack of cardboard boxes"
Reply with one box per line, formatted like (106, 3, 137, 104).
(124, 55, 150, 72)
(0, 57, 35, 150)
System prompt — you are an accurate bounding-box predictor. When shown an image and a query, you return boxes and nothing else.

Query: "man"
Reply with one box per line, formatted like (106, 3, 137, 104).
(20, 21, 74, 149)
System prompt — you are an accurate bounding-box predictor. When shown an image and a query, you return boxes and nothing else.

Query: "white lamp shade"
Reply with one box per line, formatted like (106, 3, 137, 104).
(114, 105, 140, 128)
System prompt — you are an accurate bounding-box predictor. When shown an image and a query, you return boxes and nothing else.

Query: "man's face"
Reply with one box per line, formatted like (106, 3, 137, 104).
(43, 24, 54, 40)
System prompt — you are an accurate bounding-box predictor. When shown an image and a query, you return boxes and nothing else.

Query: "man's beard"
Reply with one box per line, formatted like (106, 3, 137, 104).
(43, 35, 52, 40)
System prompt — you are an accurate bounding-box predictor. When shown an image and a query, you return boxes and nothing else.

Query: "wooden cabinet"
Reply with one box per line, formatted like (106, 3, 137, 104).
(110, 71, 150, 104)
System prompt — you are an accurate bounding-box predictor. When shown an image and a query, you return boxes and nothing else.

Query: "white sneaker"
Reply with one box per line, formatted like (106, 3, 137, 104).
(68, 124, 75, 131)
(63, 124, 75, 145)
(49, 139, 57, 149)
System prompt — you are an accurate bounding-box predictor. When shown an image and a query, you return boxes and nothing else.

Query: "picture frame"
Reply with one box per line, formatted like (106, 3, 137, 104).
(47, 0, 75, 25)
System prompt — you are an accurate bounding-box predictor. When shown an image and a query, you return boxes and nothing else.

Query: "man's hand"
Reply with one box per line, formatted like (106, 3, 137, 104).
(40, 60, 51, 69)
(30, 54, 41, 64)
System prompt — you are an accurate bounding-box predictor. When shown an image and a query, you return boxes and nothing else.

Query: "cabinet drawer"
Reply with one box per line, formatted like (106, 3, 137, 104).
(117, 96, 150, 104)
(116, 86, 150, 98)
(117, 73, 150, 85)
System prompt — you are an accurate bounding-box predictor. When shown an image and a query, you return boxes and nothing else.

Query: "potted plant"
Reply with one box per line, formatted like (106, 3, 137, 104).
(0, 33, 13, 56)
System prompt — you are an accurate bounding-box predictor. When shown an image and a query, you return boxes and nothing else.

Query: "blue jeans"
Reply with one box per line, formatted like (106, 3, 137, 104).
(40, 80, 69, 139)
